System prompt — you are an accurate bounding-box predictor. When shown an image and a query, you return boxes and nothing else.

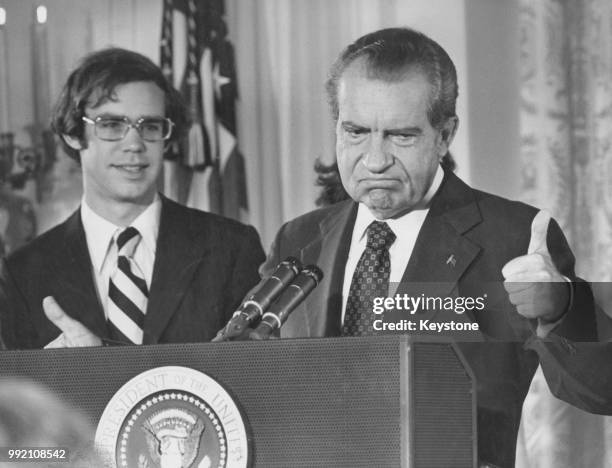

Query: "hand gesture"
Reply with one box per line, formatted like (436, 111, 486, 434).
(502, 210, 569, 323)
(43, 296, 102, 348)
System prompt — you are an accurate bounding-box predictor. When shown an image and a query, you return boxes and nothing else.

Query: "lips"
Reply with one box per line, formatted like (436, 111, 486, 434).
(359, 178, 399, 188)
(112, 164, 149, 175)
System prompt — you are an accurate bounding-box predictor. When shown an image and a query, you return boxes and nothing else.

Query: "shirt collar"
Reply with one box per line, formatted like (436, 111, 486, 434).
(130, 195, 161, 257)
(355, 164, 444, 240)
(80, 194, 161, 273)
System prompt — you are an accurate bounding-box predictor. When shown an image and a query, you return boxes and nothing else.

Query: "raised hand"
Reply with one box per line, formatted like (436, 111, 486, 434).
(502, 210, 569, 323)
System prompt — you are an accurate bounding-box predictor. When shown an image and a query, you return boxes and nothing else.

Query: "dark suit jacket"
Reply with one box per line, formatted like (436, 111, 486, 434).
(261, 169, 598, 468)
(0, 196, 265, 349)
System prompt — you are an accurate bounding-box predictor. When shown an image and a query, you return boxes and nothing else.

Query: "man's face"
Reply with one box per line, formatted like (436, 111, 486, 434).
(335, 63, 454, 219)
(72, 81, 166, 214)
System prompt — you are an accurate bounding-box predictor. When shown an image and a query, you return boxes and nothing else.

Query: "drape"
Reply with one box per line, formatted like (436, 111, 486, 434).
(225, 0, 399, 246)
(517, 0, 612, 466)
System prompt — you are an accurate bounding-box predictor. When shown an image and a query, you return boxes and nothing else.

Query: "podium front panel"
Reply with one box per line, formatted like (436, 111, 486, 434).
(0, 336, 474, 467)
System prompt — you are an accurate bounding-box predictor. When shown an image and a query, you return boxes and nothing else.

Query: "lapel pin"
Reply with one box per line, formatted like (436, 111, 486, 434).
(446, 254, 456, 267)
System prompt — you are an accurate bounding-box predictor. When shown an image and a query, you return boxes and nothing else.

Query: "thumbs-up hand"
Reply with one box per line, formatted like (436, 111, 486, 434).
(43, 296, 102, 348)
(501, 211, 570, 323)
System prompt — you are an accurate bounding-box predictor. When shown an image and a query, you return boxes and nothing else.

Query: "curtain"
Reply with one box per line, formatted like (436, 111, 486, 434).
(517, 0, 612, 466)
(225, 0, 400, 247)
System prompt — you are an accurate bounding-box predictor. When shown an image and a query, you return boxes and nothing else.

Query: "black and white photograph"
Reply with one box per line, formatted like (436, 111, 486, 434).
(0, 0, 610, 467)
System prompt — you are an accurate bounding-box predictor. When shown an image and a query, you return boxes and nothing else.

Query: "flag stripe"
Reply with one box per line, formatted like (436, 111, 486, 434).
(172, 8, 188, 90)
(201, 47, 218, 162)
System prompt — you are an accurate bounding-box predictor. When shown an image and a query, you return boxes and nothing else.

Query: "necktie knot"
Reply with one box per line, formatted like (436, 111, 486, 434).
(116, 227, 141, 258)
(366, 221, 395, 250)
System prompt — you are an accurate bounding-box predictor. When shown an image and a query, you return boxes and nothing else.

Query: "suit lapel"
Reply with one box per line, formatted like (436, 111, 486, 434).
(297, 201, 356, 337)
(400, 170, 482, 291)
(396, 170, 483, 330)
(143, 198, 209, 344)
(53, 210, 107, 338)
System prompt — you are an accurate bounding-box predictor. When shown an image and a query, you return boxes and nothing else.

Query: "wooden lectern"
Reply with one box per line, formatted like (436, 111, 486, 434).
(0, 336, 476, 467)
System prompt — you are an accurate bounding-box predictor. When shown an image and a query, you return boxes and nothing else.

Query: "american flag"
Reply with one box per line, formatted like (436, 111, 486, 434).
(160, 0, 248, 221)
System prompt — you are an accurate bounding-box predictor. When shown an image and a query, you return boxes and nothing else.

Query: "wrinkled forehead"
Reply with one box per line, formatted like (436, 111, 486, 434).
(344, 56, 428, 85)
(338, 59, 433, 107)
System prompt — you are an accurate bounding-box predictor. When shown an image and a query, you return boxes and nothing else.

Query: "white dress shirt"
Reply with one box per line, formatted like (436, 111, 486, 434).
(80, 195, 161, 318)
(341, 166, 444, 323)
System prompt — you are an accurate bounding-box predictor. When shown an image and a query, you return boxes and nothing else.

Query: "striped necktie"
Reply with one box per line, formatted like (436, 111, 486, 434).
(342, 221, 396, 336)
(108, 227, 148, 344)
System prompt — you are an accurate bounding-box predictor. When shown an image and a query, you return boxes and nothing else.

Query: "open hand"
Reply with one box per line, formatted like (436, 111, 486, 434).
(43, 296, 102, 348)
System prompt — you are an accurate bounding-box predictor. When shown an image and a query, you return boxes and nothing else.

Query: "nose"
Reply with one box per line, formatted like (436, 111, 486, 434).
(122, 125, 146, 151)
(362, 134, 392, 172)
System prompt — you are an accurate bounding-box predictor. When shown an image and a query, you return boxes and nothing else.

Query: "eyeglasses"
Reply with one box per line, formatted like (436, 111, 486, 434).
(81, 115, 174, 142)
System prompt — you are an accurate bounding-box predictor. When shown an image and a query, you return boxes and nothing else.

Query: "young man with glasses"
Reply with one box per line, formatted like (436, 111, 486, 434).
(0, 48, 265, 349)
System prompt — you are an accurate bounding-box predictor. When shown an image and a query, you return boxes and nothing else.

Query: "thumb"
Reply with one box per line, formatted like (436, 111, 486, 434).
(527, 210, 551, 255)
(43, 296, 85, 338)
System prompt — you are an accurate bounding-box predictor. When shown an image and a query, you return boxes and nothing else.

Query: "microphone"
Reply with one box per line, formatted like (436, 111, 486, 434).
(212, 257, 302, 342)
(249, 265, 324, 340)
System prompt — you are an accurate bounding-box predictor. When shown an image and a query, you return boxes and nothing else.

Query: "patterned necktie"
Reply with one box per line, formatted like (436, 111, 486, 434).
(342, 221, 396, 336)
(108, 227, 148, 344)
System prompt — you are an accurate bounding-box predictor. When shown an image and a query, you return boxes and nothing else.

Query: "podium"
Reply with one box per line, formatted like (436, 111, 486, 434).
(0, 336, 476, 467)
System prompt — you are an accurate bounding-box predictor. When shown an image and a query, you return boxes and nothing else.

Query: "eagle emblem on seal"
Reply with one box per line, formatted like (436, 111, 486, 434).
(139, 408, 212, 468)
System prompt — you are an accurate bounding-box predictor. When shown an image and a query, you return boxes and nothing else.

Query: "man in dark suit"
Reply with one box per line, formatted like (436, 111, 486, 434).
(261, 28, 600, 467)
(0, 48, 265, 349)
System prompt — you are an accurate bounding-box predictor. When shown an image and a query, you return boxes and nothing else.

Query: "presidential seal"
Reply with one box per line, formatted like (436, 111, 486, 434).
(95, 367, 248, 468)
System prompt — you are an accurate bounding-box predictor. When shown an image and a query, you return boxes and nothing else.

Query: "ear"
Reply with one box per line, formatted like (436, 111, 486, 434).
(62, 134, 83, 151)
(437, 117, 459, 157)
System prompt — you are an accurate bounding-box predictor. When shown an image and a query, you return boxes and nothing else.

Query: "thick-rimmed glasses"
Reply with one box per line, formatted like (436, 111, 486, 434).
(82, 115, 174, 142)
